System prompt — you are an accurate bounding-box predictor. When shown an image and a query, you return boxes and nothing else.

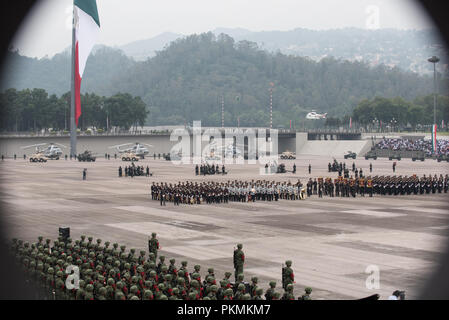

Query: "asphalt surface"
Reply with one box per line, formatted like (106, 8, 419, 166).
(0, 155, 448, 300)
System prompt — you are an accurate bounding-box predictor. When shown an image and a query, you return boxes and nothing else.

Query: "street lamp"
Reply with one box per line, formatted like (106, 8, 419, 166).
(428, 56, 440, 126)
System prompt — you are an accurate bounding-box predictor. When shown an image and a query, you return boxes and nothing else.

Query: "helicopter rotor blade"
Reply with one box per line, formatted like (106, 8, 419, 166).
(21, 143, 47, 149)
(109, 143, 134, 149)
(53, 143, 67, 148)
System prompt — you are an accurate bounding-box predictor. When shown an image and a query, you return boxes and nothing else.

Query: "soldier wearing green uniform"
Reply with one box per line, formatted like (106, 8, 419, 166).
(300, 287, 312, 300)
(264, 281, 277, 300)
(282, 260, 295, 290)
(233, 244, 245, 282)
(282, 284, 295, 300)
(148, 233, 159, 261)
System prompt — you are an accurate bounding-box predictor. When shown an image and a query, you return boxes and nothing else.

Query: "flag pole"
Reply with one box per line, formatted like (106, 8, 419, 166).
(70, 2, 77, 157)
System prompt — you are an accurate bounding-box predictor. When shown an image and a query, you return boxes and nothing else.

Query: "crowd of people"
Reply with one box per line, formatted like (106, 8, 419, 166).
(118, 163, 150, 177)
(10, 235, 312, 300)
(149, 173, 448, 205)
(150, 180, 307, 205)
(375, 138, 449, 157)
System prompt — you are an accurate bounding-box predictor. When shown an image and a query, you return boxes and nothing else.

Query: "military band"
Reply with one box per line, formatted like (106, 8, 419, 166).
(150, 179, 307, 205)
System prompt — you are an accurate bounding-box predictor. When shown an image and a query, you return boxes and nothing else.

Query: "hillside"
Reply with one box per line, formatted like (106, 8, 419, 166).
(0, 47, 135, 97)
(112, 33, 437, 126)
(1, 32, 444, 127)
(117, 28, 448, 75)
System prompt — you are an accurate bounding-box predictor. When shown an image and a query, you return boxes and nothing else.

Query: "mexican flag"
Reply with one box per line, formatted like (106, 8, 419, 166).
(73, 0, 100, 125)
(431, 124, 437, 153)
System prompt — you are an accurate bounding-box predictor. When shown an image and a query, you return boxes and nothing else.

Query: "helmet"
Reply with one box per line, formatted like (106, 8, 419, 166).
(242, 293, 251, 300)
(224, 288, 233, 296)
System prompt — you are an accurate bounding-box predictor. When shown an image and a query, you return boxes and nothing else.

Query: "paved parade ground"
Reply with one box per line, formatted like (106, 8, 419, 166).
(0, 155, 448, 299)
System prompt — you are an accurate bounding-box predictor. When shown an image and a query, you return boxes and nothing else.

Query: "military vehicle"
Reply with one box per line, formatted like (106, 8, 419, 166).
(280, 151, 296, 160)
(344, 151, 357, 159)
(364, 150, 378, 160)
(276, 163, 287, 174)
(388, 153, 402, 161)
(22, 142, 66, 160)
(120, 152, 139, 162)
(109, 142, 153, 160)
(29, 153, 48, 162)
(411, 150, 425, 161)
(78, 150, 96, 162)
(436, 154, 449, 162)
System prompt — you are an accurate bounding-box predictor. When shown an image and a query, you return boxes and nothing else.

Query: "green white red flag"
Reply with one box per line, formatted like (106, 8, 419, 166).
(73, 0, 100, 125)
(431, 124, 437, 153)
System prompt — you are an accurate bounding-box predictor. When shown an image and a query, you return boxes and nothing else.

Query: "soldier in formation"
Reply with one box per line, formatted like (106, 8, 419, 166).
(122, 163, 146, 177)
(149, 179, 307, 205)
(305, 174, 448, 198)
(11, 236, 307, 300)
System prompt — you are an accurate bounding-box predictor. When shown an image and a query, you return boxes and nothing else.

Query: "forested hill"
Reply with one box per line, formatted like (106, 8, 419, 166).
(1, 46, 134, 97)
(1, 32, 442, 127)
(112, 33, 435, 126)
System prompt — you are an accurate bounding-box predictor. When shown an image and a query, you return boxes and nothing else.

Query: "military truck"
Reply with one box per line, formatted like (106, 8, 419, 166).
(78, 150, 96, 162)
(436, 154, 449, 162)
(344, 151, 357, 159)
(280, 151, 296, 160)
(364, 150, 378, 160)
(121, 152, 139, 162)
(388, 153, 402, 161)
(411, 150, 425, 162)
(29, 153, 48, 162)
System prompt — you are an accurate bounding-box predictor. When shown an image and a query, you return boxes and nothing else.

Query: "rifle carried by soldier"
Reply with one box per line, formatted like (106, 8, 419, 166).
(281, 263, 286, 290)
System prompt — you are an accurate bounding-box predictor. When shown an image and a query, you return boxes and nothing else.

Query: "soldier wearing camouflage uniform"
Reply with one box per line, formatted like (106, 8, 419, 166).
(233, 244, 245, 281)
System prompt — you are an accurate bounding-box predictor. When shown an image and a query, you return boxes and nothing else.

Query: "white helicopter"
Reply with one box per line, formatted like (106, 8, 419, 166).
(109, 142, 153, 159)
(306, 111, 327, 120)
(21, 142, 66, 161)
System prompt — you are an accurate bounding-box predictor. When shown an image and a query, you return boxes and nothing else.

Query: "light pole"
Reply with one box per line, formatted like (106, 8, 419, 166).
(428, 56, 439, 126)
(221, 95, 224, 129)
(269, 82, 274, 129)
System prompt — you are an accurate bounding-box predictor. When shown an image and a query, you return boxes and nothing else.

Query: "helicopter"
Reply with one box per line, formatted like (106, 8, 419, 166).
(109, 142, 153, 161)
(306, 111, 327, 120)
(21, 142, 66, 161)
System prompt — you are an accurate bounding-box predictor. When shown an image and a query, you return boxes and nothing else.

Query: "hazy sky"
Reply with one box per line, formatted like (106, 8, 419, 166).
(11, 0, 434, 58)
